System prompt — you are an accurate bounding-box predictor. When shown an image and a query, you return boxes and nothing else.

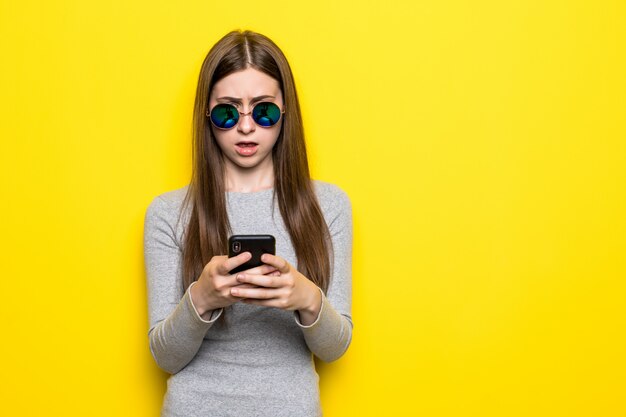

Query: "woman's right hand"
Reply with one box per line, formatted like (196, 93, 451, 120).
(190, 252, 278, 317)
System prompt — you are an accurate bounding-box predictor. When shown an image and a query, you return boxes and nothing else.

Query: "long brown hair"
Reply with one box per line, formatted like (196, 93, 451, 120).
(178, 30, 331, 304)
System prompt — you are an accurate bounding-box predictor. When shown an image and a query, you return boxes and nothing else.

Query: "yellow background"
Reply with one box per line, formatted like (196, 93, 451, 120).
(1, 0, 625, 415)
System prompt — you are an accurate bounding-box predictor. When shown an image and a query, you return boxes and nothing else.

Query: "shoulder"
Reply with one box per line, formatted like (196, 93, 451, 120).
(145, 184, 191, 224)
(313, 180, 351, 206)
(312, 180, 352, 224)
(153, 184, 190, 207)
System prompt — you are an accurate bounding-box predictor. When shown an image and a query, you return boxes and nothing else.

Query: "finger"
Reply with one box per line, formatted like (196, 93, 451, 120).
(241, 264, 278, 276)
(235, 272, 281, 288)
(225, 278, 263, 289)
(260, 253, 290, 274)
(241, 298, 290, 309)
(218, 252, 252, 275)
(230, 286, 281, 299)
(233, 283, 262, 289)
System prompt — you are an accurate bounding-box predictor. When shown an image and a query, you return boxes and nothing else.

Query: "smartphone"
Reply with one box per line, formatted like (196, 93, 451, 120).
(228, 234, 276, 274)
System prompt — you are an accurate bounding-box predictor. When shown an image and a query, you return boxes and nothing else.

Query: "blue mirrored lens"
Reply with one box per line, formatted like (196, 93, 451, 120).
(252, 102, 281, 127)
(210, 104, 238, 129)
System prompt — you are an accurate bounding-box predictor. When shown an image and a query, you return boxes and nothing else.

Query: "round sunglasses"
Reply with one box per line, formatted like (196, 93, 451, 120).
(205, 102, 285, 130)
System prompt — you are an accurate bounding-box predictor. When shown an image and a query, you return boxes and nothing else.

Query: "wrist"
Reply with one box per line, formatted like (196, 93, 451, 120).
(190, 281, 211, 317)
(297, 284, 322, 326)
(303, 285, 322, 314)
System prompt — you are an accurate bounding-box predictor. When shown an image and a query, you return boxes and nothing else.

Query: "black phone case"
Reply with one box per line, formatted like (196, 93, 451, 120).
(228, 234, 276, 274)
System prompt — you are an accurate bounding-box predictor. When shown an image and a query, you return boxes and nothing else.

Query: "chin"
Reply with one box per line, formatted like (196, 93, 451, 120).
(229, 154, 269, 169)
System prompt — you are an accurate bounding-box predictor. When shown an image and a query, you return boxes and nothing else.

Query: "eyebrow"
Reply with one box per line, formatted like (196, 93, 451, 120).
(216, 95, 275, 104)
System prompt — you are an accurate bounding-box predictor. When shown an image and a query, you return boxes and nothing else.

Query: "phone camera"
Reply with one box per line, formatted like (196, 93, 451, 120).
(232, 241, 241, 253)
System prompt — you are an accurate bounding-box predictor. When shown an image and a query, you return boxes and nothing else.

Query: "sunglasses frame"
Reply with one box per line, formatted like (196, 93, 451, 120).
(205, 101, 286, 130)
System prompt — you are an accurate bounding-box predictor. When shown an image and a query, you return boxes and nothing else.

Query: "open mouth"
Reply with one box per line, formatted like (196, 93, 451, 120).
(235, 141, 259, 156)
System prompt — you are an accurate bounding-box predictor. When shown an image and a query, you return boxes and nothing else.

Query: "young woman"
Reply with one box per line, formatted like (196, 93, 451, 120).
(144, 29, 353, 417)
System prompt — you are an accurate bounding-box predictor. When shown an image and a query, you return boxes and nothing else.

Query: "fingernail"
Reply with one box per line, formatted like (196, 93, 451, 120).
(237, 274, 244, 282)
(231, 288, 239, 295)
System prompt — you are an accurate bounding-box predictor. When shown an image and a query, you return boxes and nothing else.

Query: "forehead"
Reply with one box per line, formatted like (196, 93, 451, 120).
(210, 67, 281, 100)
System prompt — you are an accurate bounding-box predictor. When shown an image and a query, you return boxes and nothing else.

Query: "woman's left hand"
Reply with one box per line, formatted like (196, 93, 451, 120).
(230, 253, 322, 324)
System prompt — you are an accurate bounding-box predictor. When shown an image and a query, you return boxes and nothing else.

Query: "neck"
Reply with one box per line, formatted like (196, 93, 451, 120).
(223, 157, 275, 193)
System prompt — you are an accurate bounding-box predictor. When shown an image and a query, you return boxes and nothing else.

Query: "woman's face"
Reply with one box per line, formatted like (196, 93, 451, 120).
(208, 67, 284, 171)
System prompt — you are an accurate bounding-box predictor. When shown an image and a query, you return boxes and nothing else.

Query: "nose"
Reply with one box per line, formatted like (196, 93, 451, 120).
(237, 108, 255, 134)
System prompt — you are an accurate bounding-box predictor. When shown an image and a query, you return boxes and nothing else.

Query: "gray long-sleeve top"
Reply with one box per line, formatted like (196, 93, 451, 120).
(143, 181, 353, 417)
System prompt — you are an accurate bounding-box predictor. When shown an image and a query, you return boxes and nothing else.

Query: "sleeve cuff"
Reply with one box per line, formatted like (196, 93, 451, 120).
(187, 281, 223, 324)
(294, 286, 325, 328)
